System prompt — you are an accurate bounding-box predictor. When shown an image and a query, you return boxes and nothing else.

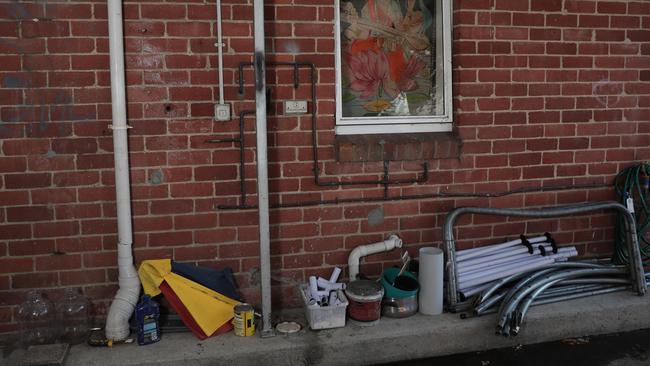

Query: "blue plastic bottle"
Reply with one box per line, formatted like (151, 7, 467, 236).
(135, 295, 161, 345)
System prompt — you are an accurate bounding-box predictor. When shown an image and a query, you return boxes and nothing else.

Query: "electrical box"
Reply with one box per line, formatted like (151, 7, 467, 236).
(284, 100, 308, 115)
(214, 103, 231, 121)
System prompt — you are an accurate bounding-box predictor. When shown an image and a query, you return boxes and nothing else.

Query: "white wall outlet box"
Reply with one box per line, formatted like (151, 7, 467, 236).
(284, 100, 308, 115)
(215, 103, 231, 121)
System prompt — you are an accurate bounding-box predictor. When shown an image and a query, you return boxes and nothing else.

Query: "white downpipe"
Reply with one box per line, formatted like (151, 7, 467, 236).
(105, 0, 140, 341)
(348, 234, 403, 281)
(216, 0, 225, 104)
(456, 235, 548, 261)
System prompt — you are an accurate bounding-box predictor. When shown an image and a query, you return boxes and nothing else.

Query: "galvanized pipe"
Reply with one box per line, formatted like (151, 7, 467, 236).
(443, 202, 646, 308)
(496, 267, 627, 332)
(253, 0, 273, 338)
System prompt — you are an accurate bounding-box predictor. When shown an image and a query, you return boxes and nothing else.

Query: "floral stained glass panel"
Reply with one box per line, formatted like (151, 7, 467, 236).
(339, 0, 439, 119)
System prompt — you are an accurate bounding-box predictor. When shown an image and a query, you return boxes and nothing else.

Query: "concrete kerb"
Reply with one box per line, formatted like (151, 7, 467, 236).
(45, 291, 650, 366)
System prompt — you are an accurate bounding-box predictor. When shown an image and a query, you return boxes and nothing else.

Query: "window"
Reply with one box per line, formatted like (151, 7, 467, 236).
(334, 0, 453, 135)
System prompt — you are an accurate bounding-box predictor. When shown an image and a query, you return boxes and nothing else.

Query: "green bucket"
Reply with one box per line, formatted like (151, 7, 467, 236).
(380, 268, 419, 299)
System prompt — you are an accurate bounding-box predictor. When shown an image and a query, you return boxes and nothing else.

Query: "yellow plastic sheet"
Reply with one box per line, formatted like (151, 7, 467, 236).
(138, 259, 240, 336)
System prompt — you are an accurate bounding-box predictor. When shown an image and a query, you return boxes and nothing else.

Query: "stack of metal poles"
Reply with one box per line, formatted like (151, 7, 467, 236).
(467, 261, 642, 336)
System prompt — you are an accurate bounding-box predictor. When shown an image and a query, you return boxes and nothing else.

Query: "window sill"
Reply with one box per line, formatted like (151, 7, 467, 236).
(335, 132, 461, 162)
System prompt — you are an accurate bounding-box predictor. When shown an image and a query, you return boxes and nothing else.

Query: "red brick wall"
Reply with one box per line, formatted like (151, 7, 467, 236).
(0, 0, 649, 336)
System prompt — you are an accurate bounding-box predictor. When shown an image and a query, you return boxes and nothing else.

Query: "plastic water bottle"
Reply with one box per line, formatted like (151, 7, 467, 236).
(135, 295, 160, 345)
(18, 291, 57, 347)
(56, 288, 91, 344)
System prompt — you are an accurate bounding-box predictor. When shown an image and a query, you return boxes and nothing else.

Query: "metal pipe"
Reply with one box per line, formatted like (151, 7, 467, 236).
(471, 284, 630, 318)
(476, 262, 614, 310)
(216, 0, 225, 104)
(443, 202, 646, 308)
(105, 0, 140, 342)
(253, 0, 273, 338)
(217, 182, 609, 210)
(496, 267, 627, 332)
(236, 61, 429, 190)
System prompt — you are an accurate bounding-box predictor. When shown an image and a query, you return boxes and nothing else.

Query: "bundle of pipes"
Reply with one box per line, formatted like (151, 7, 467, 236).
(465, 261, 640, 336)
(308, 268, 345, 307)
(456, 234, 579, 298)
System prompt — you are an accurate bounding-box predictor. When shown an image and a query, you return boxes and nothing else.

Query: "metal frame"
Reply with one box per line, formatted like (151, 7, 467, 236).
(334, 0, 454, 135)
(443, 202, 647, 311)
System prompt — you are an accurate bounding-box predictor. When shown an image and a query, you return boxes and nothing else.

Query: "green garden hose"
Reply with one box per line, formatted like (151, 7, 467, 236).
(613, 163, 650, 265)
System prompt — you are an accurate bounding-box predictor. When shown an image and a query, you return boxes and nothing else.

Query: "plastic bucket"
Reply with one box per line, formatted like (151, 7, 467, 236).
(380, 268, 419, 299)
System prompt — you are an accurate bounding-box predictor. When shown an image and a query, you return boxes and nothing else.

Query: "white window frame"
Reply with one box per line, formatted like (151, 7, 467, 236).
(334, 0, 454, 135)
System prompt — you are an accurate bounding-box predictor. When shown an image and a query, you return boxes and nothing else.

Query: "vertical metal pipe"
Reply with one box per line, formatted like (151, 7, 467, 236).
(216, 0, 225, 104)
(253, 0, 273, 338)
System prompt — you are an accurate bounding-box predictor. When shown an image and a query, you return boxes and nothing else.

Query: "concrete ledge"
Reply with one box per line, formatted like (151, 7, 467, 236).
(56, 292, 650, 365)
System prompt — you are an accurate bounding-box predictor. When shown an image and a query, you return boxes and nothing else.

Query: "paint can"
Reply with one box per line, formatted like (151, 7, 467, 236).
(233, 303, 255, 337)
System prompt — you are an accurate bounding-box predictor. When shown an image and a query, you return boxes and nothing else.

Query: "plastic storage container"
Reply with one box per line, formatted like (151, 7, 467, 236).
(18, 291, 57, 347)
(56, 288, 91, 345)
(299, 284, 348, 330)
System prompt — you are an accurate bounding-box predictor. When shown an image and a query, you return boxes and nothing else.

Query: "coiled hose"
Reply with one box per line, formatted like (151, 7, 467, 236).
(614, 163, 650, 265)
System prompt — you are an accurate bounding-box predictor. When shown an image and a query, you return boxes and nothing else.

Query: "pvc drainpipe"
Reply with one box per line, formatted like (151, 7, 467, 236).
(253, 0, 273, 338)
(105, 0, 140, 341)
(347, 234, 403, 281)
(443, 202, 647, 309)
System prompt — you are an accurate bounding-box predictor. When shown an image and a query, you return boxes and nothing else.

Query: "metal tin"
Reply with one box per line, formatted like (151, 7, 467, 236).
(233, 303, 255, 337)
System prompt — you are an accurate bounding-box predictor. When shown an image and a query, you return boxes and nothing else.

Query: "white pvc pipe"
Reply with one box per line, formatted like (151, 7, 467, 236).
(459, 247, 577, 283)
(458, 247, 578, 290)
(456, 235, 548, 261)
(458, 245, 553, 276)
(457, 243, 553, 273)
(418, 247, 444, 315)
(329, 267, 341, 283)
(317, 277, 345, 290)
(105, 0, 140, 342)
(347, 234, 403, 281)
(216, 0, 225, 104)
(459, 247, 577, 282)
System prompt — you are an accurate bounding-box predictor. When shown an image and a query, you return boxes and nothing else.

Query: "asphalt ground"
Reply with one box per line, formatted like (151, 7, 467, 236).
(378, 328, 650, 366)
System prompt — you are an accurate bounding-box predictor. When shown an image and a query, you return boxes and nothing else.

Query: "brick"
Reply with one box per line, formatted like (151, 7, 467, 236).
(5, 173, 51, 189)
(12, 273, 58, 289)
(141, 4, 186, 19)
(8, 240, 55, 256)
(7, 206, 53, 222)
(33, 221, 79, 238)
(174, 213, 218, 230)
(0, 258, 32, 274)
(47, 38, 94, 54)
(35, 254, 81, 271)
(531, 0, 562, 11)
(149, 231, 193, 246)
